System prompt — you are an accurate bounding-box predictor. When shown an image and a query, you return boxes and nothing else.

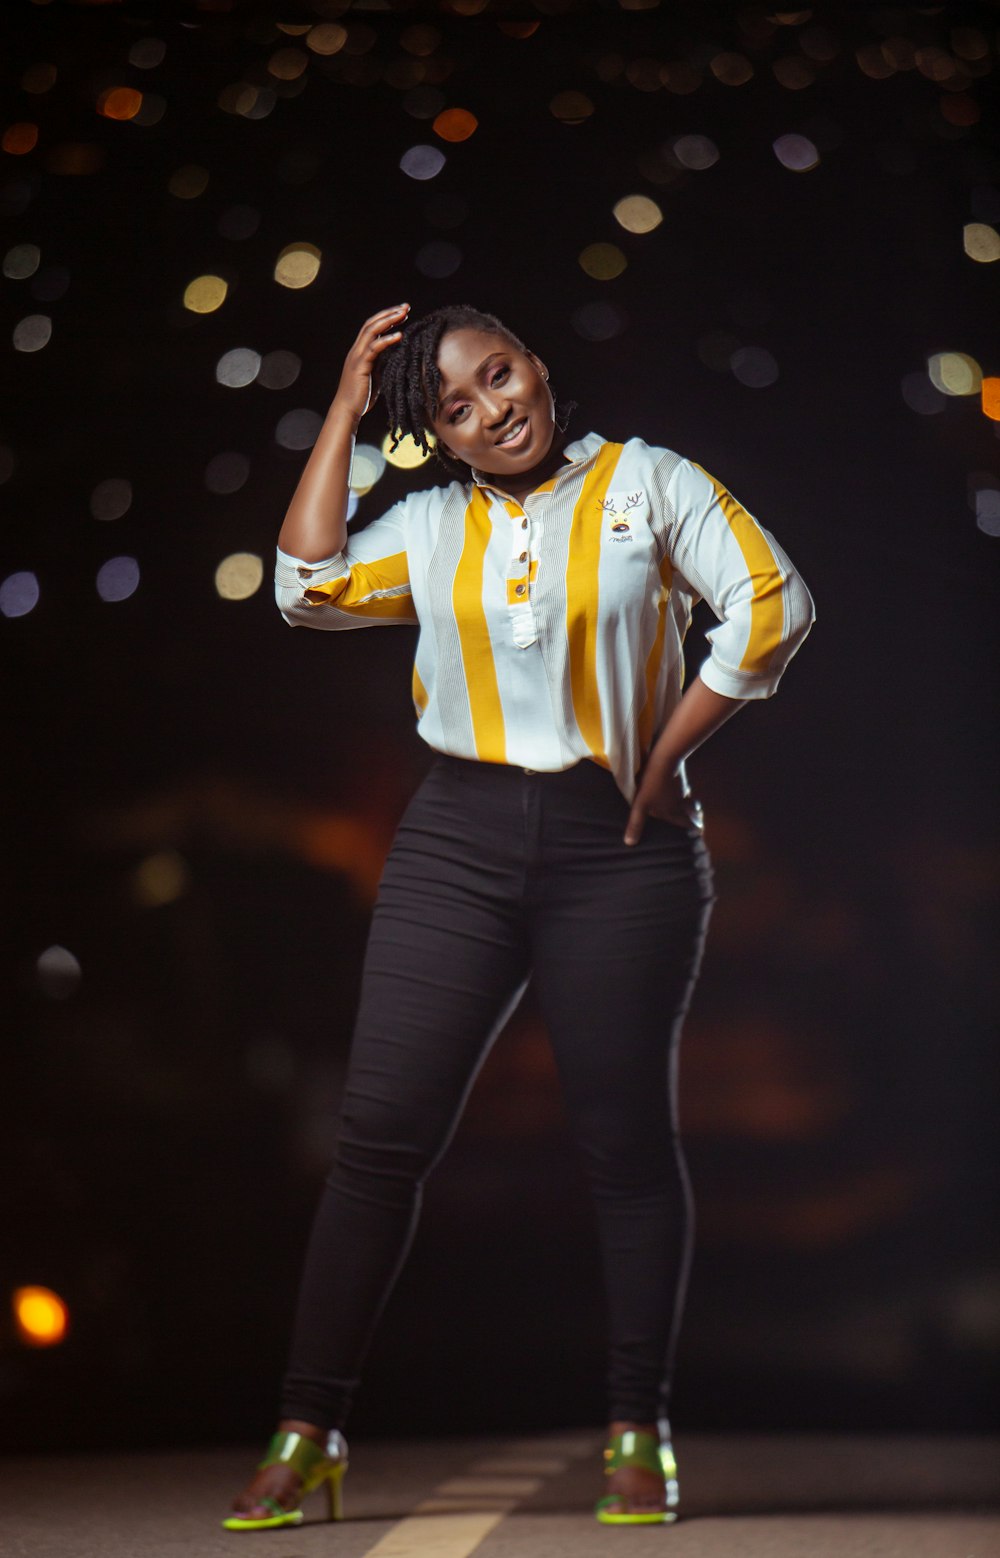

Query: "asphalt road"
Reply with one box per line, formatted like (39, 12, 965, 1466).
(3, 1430, 999, 1558)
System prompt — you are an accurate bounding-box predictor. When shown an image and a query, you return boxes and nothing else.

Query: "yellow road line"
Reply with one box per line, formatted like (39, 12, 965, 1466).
(362, 1511, 505, 1557)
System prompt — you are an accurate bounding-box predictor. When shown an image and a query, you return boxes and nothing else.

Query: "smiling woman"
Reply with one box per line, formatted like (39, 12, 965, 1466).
(225, 303, 815, 1534)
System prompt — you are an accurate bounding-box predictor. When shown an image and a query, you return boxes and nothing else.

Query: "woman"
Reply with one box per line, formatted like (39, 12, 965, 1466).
(225, 302, 815, 1530)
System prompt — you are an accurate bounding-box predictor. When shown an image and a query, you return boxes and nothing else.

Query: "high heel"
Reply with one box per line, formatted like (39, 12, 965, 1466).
(222, 1429, 349, 1531)
(594, 1421, 679, 1525)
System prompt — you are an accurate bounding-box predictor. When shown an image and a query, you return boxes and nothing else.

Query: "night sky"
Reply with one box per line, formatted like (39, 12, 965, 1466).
(2, 0, 998, 1451)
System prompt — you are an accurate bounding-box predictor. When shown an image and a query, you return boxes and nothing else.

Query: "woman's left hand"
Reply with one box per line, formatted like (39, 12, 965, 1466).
(624, 761, 703, 846)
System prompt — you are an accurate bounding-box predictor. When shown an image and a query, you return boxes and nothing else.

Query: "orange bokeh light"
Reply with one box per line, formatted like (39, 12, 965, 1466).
(982, 378, 1000, 421)
(98, 87, 143, 121)
(433, 108, 478, 143)
(2, 122, 39, 155)
(14, 1286, 69, 1348)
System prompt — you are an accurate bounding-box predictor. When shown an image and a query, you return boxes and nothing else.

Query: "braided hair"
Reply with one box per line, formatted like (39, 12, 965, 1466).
(379, 304, 526, 474)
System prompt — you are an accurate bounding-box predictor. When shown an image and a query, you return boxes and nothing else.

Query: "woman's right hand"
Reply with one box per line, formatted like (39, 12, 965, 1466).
(331, 303, 410, 424)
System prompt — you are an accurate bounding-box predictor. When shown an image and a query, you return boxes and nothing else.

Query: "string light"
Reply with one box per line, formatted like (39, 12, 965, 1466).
(14, 1287, 69, 1348)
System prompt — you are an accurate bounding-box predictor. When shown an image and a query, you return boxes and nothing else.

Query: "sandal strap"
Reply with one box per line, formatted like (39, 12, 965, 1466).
(602, 1429, 664, 1479)
(257, 1431, 330, 1481)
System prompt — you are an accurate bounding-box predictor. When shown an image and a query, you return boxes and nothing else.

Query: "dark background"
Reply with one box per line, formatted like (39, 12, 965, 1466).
(2, 0, 998, 1453)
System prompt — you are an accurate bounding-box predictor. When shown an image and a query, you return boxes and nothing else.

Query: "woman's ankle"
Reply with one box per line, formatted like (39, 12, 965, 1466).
(277, 1418, 328, 1444)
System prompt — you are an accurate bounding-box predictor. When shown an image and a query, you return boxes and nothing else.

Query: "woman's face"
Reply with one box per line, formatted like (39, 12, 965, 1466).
(428, 328, 556, 476)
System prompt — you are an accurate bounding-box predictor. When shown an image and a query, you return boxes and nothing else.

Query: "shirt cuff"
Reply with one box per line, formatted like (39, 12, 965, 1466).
(698, 657, 785, 701)
(275, 545, 349, 607)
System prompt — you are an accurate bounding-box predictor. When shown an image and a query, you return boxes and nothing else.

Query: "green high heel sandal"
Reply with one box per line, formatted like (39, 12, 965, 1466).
(594, 1422, 680, 1525)
(222, 1429, 348, 1531)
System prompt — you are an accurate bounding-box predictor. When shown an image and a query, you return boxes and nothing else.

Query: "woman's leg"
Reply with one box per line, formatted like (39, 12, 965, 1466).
(526, 766, 714, 1506)
(231, 761, 529, 1514)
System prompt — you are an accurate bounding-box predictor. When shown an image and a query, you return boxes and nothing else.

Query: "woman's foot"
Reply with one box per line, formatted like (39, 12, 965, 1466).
(600, 1419, 668, 1517)
(229, 1419, 327, 1519)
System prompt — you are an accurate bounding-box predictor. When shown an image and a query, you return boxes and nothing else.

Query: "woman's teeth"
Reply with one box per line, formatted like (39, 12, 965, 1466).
(498, 418, 527, 446)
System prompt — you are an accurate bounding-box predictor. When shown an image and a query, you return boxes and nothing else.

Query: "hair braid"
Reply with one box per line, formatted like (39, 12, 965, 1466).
(379, 304, 526, 473)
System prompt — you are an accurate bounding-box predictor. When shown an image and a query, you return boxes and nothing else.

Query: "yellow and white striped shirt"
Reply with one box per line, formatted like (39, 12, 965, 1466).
(275, 432, 814, 802)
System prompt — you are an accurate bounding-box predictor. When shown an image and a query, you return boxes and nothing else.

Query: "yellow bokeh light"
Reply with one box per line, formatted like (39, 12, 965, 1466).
(613, 195, 663, 234)
(579, 243, 627, 281)
(432, 108, 478, 143)
(383, 430, 432, 469)
(183, 274, 228, 314)
(168, 164, 209, 199)
(274, 242, 321, 290)
(928, 352, 982, 397)
(14, 1286, 69, 1348)
(97, 87, 143, 121)
(710, 52, 754, 86)
(134, 851, 189, 908)
(549, 91, 594, 124)
(215, 552, 263, 601)
(963, 223, 1000, 263)
(268, 47, 308, 81)
(981, 378, 1000, 422)
(306, 23, 347, 56)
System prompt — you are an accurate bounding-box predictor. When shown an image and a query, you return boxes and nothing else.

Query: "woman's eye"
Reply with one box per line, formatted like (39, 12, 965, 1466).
(491, 366, 510, 385)
(448, 404, 469, 424)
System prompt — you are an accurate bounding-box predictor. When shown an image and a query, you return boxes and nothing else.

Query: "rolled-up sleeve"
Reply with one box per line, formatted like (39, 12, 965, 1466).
(663, 458, 815, 699)
(275, 498, 417, 630)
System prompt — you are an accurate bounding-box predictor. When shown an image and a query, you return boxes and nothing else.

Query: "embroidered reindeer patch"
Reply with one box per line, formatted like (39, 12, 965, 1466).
(600, 490, 646, 543)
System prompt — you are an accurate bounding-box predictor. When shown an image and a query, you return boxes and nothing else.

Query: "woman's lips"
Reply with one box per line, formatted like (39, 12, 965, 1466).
(495, 416, 530, 452)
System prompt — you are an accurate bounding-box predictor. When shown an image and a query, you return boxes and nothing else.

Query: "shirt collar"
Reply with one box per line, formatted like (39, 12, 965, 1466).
(471, 431, 607, 494)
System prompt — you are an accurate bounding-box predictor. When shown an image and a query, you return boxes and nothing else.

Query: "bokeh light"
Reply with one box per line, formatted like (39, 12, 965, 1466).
(773, 57, 815, 91)
(578, 243, 627, 281)
(133, 850, 190, 907)
(13, 314, 51, 352)
(14, 1287, 69, 1348)
(928, 352, 982, 396)
(275, 409, 322, 451)
(274, 242, 321, 290)
(572, 302, 627, 342)
(205, 452, 250, 494)
(90, 478, 132, 522)
(731, 347, 779, 388)
(306, 23, 347, 57)
(383, 430, 431, 469)
(973, 487, 1000, 537)
(97, 87, 142, 121)
(4, 242, 40, 279)
(612, 195, 663, 233)
(350, 444, 387, 493)
(216, 348, 261, 388)
(36, 944, 81, 999)
(433, 108, 477, 143)
(982, 379, 1000, 422)
(97, 557, 140, 603)
(0, 571, 39, 619)
(258, 350, 301, 390)
(626, 59, 662, 93)
(22, 63, 58, 94)
(415, 240, 462, 278)
(183, 274, 228, 313)
(550, 91, 594, 124)
(215, 552, 263, 601)
(672, 135, 720, 171)
(268, 48, 308, 82)
(901, 372, 946, 416)
(661, 61, 701, 94)
(710, 53, 753, 86)
(963, 223, 1000, 263)
(2, 123, 39, 155)
(400, 145, 446, 180)
(168, 164, 209, 200)
(128, 37, 166, 69)
(773, 134, 820, 171)
(132, 95, 166, 128)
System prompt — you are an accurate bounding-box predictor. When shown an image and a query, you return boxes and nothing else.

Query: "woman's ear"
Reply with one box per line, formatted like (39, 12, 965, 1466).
(526, 351, 549, 382)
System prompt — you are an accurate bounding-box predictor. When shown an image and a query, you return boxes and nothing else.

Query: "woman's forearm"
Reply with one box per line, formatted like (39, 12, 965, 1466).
(277, 401, 359, 562)
(650, 676, 746, 773)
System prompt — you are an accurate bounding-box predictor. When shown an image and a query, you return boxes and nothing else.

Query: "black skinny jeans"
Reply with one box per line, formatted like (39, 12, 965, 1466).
(280, 754, 715, 1430)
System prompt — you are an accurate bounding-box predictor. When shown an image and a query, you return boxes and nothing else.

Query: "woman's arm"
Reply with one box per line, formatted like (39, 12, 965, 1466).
(624, 679, 744, 845)
(278, 303, 409, 563)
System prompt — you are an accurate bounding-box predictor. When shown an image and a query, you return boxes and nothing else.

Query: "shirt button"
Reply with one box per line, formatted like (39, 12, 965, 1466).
(297, 567, 314, 578)
(519, 551, 528, 563)
(515, 584, 526, 596)
(521, 518, 528, 529)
